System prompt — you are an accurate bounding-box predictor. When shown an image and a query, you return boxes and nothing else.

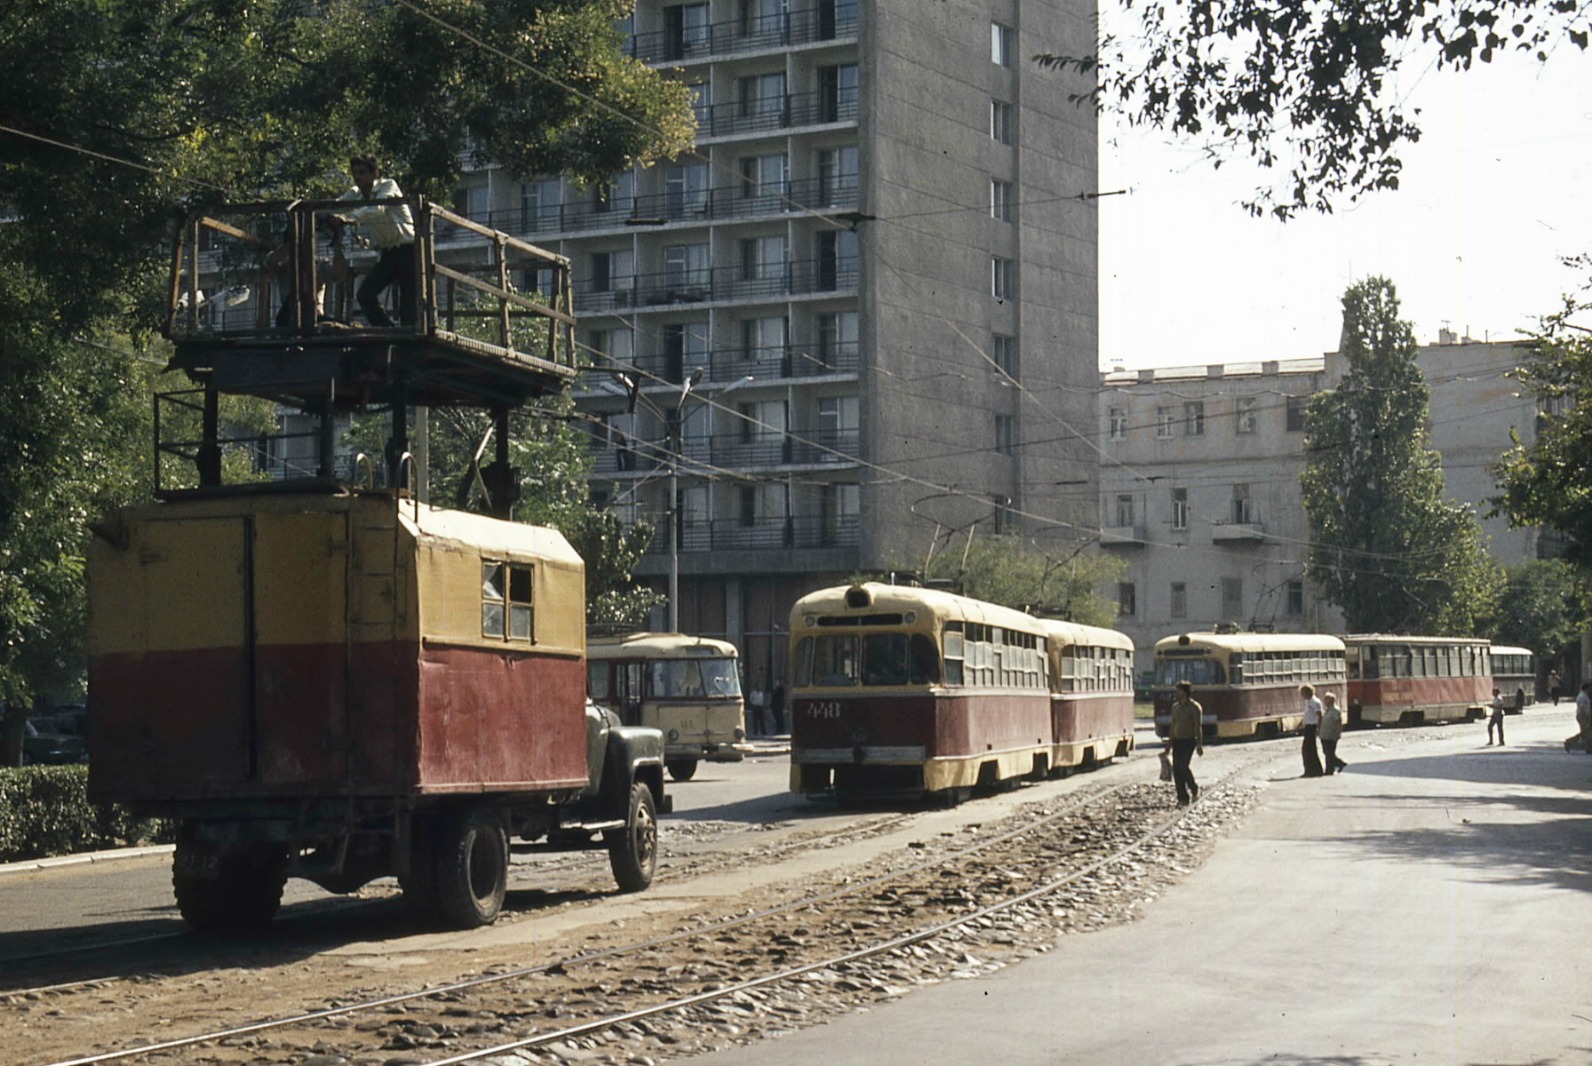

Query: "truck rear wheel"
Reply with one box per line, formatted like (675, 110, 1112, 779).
(665, 758, 698, 782)
(172, 831, 287, 932)
(605, 782, 657, 892)
(432, 807, 509, 929)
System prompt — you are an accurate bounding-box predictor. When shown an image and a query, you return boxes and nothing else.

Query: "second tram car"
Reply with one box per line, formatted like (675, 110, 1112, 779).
(1153, 631, 1347, 739)
(1041, 620, 1137, 769)
(587, 632, 750, 781)
(1489, 645, 1536, 713)
(1342, 635, 1493, 726)
(789, 583, 1056, 800)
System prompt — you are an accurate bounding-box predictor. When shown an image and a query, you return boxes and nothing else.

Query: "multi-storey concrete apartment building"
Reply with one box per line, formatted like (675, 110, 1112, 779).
(450, 1, 1102, 689)
(1099, 336, 1549, 677)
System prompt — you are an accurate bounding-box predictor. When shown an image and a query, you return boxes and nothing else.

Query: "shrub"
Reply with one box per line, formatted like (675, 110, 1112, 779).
(0, 765, 174, 863)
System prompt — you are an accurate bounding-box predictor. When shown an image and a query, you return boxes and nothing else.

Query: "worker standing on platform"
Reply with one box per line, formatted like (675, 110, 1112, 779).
(339, 154, 416, 327)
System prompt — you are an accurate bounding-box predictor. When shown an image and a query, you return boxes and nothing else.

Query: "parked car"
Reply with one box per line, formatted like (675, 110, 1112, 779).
(23, 710, 89, 765)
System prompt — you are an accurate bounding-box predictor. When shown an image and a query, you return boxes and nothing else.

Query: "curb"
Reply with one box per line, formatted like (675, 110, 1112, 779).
(0, 843, 173, 877)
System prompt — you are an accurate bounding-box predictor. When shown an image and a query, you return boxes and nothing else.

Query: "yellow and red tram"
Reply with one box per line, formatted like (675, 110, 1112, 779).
(1041, 619, 1136, 769)
(1153, 631, 1347, 739)
(1342, 635, 1493, 726)
(788, 583, 1055, 799)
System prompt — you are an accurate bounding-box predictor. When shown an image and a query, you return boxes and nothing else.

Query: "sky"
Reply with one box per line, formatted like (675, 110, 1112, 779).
(1097, 47, 1592, 370)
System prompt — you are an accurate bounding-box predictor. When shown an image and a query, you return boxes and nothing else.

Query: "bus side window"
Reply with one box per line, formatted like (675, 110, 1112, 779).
(588, 661, 610, 701)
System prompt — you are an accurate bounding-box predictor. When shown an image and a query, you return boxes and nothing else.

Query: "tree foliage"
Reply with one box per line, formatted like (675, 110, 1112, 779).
(1483, 560, 1585, 665)
(1492, 288, 1592, 568)
(1301, 277, 1503, 634)
(1037, 1, 1592, 217)
(917, 533, 1124, 628)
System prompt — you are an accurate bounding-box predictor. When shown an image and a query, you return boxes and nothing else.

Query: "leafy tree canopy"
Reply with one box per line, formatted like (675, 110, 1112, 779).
(1301, 277, 1503, 633)
(1492, 286, 1592, 568)
(1483, 560, 1585, 666)
(1038, 1, 1591, 217)
(915, 533, 1124, 628)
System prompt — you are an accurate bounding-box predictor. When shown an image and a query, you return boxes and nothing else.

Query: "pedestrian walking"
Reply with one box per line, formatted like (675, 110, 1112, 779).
(1487, 688, 1506, 746)
(1319, 692, 1348, 774)
(1548, 669, 1561, 705)
(769, 681, 786, 736)
(1299, 683, 1325, 778)
(1167, 681, 1204, 807)
(1575, 682, 1592, 754)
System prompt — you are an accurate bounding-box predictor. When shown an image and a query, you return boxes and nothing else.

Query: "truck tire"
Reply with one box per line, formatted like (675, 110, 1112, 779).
(172, 832, 287, 932)
(605, 782, 657, 893)
(665, 758, 698, 782)
(432, 807, 508, 929)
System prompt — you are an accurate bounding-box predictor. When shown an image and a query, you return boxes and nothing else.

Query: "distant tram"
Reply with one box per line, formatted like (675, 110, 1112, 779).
(1041, 620, 1137, 770)
(587, 632, 749, 781)
(1153, 631, 1347, 739)
(1489, 645, 1536, 713)
(1343, 635, 1492, 726)
(789, 583, 1067, 800)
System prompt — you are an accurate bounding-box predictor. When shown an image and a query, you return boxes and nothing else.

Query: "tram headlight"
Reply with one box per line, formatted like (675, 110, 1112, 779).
(667, 729, 681, 742)
(734, 727, 746, 741)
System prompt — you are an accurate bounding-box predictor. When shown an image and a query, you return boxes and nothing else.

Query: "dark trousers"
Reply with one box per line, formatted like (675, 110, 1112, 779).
(1302, 724, 1324, 777)
(358, 243, 417, 326)
(1322, 737, 1346, 773)
(1488, 714, 1505, 744)
(1171, 738, 1199, 803)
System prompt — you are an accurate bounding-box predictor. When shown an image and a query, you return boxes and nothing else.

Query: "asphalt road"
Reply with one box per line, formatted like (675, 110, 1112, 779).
(679, 706, 1592, 1065)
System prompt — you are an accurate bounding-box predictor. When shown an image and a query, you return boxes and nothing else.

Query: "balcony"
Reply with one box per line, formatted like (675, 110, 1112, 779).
(700, 90, 859, 139)
(581, 342, 858, 388)
(1100, 524, 1148, 547)
(625, 7, 859, 65)
(574, 256, 858, 314)
(1210, 521, 1266, 543)
(587, 427, 860, 474)
(672, 514, 861, 553)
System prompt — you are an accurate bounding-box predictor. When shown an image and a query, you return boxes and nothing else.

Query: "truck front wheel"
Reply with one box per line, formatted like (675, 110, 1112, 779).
(605, 782, 658, 892)
(432, 807, 509, 928)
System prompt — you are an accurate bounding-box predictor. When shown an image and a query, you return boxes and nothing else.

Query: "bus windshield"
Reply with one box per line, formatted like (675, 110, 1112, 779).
(1154, 657, 1225, 686)
(645, 657, 742, 699)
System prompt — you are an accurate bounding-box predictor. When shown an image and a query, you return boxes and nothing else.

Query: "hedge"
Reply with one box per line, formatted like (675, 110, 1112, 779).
(0, 765, 174, 863)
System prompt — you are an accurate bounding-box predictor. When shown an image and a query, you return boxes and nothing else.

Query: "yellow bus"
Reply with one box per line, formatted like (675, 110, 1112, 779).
(587, 632, 749, 781)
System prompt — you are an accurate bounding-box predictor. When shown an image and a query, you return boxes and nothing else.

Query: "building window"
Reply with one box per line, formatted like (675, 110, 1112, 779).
(1115, 494, 1135, 528)
(817, 311, 858, 370)
(741, 234, 788, 281)
(1155, 406, 1175, 438)
(1108, 406, 1128, 440)
(1184, 401, 1205, 436)
(1286, 579, 1305, 616)
(1286, 395, 1308, 432)
(992, 333, 1017, 377)
(664, 2, 711, 59)
(991, 22, 1014, 67)
(739, 153, 788, 200)
(990, 178, 1013, 222)
(819, 63, 859, 122)
(1220, 577, 1243, 620)
(589, 249, 634, 294)
(1236, 395, 1258, 434)
(990, 100, 1014, 144)
(991, 256, 1014, 298)
(1232, 484, 1252, 524)
(817, 145, 859, 204)
(739, 71, 787, 119)
(741, 316, 788, 365)
(664, 321, 710, 380)
(482, 560, 534, 642)
(1171, 487, 1188, 530)
(995, 414, 1016, 456)
(1118, 582, 1137, 617)
(521, 178, 561, 232)
(688, 82, 711, 127)
(1170, 582, 1188, 619)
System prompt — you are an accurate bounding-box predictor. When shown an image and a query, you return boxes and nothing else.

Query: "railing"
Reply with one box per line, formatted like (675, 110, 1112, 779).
(588, 428, 860, 474)
(671, 514, 861, 553)
(701, 89, 859, 138)
(575, 256, 858, 313)
(625, 6, 859, 64)
(596, 341, 859, 386)
(165, 197, 577, 369)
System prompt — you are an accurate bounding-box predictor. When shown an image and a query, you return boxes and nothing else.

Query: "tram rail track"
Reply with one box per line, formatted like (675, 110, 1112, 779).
(25, 748, 1282, 1066)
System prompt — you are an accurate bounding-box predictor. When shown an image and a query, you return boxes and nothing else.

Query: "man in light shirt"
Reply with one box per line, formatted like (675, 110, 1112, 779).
(339, 154, 416, 327)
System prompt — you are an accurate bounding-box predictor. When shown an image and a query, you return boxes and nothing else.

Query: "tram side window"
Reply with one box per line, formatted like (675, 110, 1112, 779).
(482, 560, 534, 641)
(1154, 657, 1224, 686)
(944, 624, 965, 684)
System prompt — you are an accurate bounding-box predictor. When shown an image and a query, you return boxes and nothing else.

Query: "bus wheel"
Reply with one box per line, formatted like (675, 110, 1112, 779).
(606, 782, 658, 892)
(665, 758, 699, 782)
(433, 807, 508, 929)
(173, 829, 286, 932)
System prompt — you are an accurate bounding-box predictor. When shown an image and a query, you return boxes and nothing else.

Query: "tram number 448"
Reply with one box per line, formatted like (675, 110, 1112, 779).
(804, 701, 842, 719)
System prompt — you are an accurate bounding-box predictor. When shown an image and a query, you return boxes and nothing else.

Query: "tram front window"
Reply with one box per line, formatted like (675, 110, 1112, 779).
(795, 633, 941, 687)
(1154, 657, 1224, 686)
